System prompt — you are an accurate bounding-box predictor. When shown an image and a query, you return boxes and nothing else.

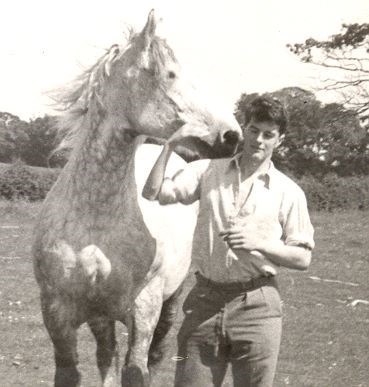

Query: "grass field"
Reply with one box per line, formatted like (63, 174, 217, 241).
(0, 200, 368, 387)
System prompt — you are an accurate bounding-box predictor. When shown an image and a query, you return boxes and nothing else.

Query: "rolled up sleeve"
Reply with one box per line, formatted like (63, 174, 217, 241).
(282, 188, 315, 250)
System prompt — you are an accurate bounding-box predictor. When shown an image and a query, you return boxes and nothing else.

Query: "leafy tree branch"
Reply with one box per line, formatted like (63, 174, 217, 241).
(288, 23, 369, 119)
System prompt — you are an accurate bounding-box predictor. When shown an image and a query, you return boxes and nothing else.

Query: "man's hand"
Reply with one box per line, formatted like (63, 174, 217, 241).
(167, 122, 213, 149)
(219, 215, 280, 252)
(219, 217, 312, 271)
(166, 129, 187, 148)
(219, 226, 270, 252)
(142, 122, 203, 202)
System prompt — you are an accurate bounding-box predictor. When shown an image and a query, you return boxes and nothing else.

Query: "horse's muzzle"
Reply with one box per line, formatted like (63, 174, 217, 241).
(223, 130, 241, 146)
(220, 130, 241, 156)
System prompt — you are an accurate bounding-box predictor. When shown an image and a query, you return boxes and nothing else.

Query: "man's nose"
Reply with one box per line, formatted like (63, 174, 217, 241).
(255, 133, 263, 142)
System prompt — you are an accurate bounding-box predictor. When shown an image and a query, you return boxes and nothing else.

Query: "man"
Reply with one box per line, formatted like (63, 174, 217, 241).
(142, 95, 314, 387)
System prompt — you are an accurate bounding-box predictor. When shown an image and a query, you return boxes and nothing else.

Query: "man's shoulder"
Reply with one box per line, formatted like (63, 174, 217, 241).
(271, 167, 306, 197)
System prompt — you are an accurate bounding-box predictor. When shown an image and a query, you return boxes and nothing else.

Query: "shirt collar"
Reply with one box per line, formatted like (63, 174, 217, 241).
(227, 153, 276, 189)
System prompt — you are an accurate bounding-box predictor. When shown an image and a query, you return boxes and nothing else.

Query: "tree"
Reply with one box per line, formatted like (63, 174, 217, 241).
(0, 112, 62, 167)
(288, 23, 369, 119)
(22, 115, 59, 167)
(0, 112, 29, 163)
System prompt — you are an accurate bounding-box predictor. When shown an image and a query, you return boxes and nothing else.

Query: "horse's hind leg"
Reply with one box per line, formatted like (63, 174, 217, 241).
(88, 317, 119, 387)
(41, 294, 81, 387)
(148, 283, 184, 375)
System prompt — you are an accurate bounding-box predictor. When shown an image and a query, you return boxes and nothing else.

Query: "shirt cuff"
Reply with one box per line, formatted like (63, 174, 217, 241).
(285, 234, 315, 250)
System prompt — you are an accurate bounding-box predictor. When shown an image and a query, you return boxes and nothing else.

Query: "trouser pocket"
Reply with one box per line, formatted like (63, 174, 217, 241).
(260, 285, 283, 317)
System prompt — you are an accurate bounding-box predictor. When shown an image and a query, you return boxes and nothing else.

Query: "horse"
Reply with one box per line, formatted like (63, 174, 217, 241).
(32, 10, 242, 387)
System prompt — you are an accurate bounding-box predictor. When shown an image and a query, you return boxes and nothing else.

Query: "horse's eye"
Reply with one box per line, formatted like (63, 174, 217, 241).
(143, 67, 155, 76)
(168, 71, 176, 79)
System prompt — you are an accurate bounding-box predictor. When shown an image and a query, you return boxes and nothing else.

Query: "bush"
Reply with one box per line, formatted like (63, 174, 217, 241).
(0, 161, 369, 210)
(0, 162, 59, 201)
(298, 173, 369, 211)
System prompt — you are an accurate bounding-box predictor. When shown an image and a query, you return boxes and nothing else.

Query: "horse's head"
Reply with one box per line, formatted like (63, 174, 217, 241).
(102, 10, 242, 158)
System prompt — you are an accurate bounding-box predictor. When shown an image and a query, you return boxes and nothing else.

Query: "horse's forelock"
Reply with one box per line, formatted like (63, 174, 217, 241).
(150, 38, 177, 77)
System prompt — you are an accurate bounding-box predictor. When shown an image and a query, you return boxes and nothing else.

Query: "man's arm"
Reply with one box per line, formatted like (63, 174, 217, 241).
(142, 143, 176, 201)
(253, 241, 311, 270)
(220, 227, 311, 270)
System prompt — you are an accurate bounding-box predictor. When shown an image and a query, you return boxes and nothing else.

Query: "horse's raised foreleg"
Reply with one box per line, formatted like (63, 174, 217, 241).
(41, 293, 81, 387)
(148, 283, 184, 375)
(121, 277, 163, 387)
(88, 317, 119, 387)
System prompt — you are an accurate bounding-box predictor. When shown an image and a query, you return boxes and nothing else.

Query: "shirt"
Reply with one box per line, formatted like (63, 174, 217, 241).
(160, 154, 315, 283)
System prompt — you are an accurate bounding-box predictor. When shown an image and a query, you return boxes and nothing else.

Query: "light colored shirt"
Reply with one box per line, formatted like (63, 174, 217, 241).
(159, 154, 315, 283)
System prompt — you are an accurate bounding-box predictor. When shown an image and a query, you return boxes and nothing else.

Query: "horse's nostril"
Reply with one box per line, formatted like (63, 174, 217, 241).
(223, 130, 240, 145)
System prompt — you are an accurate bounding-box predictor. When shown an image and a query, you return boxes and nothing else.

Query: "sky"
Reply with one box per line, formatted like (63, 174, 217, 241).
(1, 0, 368, 121)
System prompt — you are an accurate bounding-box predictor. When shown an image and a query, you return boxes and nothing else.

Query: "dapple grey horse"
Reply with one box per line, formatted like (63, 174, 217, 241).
(33, 10, 241, 387)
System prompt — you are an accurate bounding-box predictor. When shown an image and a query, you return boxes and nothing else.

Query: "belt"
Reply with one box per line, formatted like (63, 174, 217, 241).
(195, 271, 275, 292)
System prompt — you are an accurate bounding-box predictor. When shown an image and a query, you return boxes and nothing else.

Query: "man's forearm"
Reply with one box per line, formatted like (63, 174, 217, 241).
(235, 241, 311, 271)
(257, 241, 311, 270)
(142, 143, 174, 201)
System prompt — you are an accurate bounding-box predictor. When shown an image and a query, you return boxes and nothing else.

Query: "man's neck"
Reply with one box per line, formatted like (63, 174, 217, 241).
(239, 154, 271, 181)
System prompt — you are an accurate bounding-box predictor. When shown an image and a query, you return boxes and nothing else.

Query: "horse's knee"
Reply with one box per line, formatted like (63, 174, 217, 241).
(41, 291, 80, 328)
(88, 318, 117, 364)
(121, 365, 150, 387)
(40, 292, 82, 384)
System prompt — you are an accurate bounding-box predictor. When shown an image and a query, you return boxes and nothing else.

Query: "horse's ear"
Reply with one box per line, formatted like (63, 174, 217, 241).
(141, 9, 157, 50)
(104, 45, 120, 77)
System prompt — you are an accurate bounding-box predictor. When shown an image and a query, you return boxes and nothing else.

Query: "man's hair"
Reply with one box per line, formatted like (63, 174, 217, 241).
(244, 94, 288, 135)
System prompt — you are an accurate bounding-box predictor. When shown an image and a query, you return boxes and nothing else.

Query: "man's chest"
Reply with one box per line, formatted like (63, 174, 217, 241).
(202, 171, 283, 223)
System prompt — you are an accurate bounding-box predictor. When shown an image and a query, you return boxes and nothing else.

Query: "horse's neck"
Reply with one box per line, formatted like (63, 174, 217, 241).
(67, 120, 144, 206)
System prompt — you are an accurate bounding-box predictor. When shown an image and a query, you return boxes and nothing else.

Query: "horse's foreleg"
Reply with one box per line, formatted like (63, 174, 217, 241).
(122, 278, 163, 387)
(41, 293, 81, 387)
(148, 283, 184, 375)
(88, 317, 119, 387)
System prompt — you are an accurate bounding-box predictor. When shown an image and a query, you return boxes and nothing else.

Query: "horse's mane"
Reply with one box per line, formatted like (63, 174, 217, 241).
(53, 42, 126, 152)
(53, 31, 178, 153)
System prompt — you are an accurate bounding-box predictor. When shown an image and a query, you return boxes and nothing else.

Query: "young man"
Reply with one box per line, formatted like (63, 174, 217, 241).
(143, 95, 314, 387)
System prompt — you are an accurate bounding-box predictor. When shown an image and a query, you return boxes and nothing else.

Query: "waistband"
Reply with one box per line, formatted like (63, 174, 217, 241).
(195, 271, 276, 292)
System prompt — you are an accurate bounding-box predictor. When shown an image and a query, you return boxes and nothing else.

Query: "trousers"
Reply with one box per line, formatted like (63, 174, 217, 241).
(174, 273, 282, 387)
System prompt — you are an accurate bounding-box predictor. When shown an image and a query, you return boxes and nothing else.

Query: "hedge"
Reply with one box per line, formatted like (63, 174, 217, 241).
(298, 174, 369, 211)
(1, 162, 369, 210)
(0, 162, 59, 201)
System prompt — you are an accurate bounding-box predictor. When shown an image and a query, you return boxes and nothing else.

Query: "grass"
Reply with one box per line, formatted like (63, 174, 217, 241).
(0, 200, 368, 386)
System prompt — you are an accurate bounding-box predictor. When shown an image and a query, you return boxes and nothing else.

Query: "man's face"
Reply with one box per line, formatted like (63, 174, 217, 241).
(242, 118, 283, 163)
